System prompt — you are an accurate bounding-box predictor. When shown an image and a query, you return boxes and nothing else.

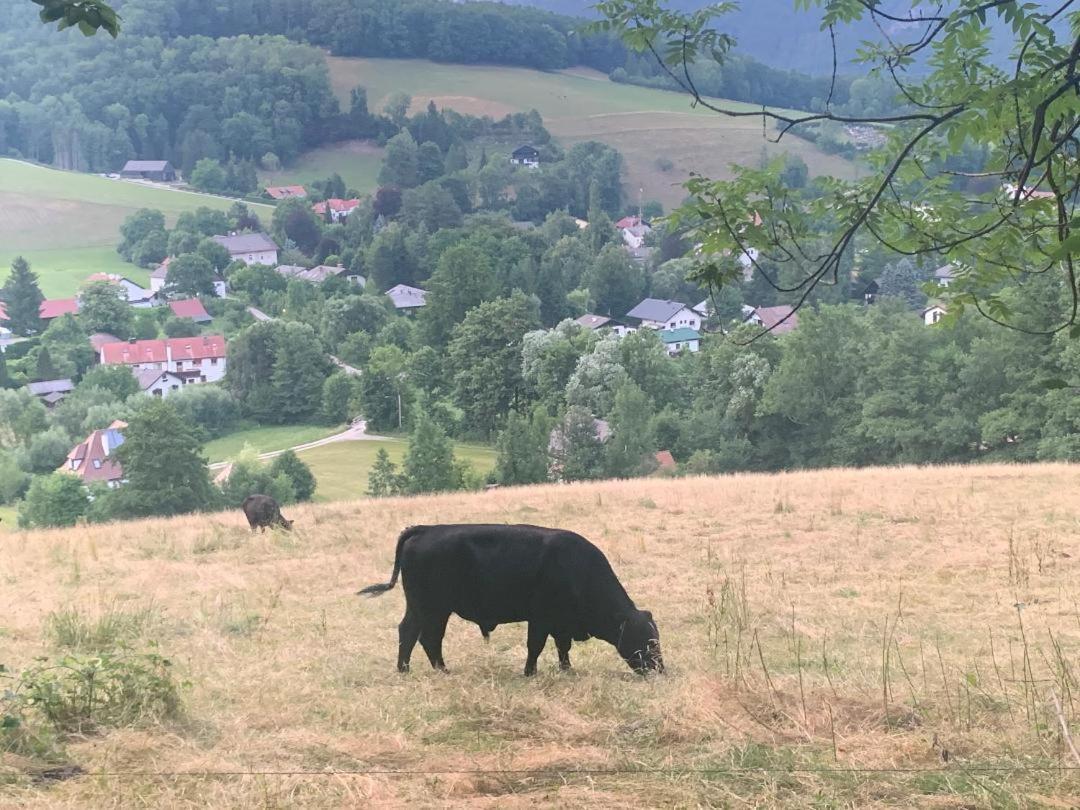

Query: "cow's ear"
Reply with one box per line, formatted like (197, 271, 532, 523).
(642, 610, 653, 621)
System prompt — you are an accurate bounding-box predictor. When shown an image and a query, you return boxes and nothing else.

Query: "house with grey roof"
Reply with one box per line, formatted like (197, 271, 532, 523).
(275, 264, 365, 287)
(212, 233, 279, 266)
(933, 264, 956, 287)
(575, 314, 634, 337)
(625, 298, 702, 332)
(386, 284, 427, 312)
(27, 378, 75, 408)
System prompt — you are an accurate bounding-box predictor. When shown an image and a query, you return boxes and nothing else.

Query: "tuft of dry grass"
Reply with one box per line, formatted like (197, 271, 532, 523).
(5, 464, 1080, 806)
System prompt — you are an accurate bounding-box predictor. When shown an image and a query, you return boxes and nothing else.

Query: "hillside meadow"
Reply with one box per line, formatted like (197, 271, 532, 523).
(4, 464, 1080, 806)
(326, 57, 858, 208)
(0, 160, 274, 296)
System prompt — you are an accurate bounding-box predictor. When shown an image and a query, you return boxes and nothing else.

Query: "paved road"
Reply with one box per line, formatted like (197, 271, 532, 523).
(246, 305, 361, 376)
(208, 419, 387, 471)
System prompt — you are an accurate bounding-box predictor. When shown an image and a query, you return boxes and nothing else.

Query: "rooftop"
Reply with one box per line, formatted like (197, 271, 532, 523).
(169, 299, 212, 322)
(660, 328, 701, 344)
(386, 284, 427, 309)
(265, 185, 307, 200)
(212, 233, 278, 255)
(626, 298, 690, 323)
(27, 378, 74, 397)
(122, 160, 170, 172)
(575, 314, 613, 330)
(752, 305, 799, 334)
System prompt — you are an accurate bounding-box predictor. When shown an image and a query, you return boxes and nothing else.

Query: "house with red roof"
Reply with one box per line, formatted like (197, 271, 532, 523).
(61, 420, 127, 488)
(100, 335, 227, 383)
(265, 185, 307, 200)
(39, 298, 80, 322)
(744, 305, 799, 335)
(312, 198, 361, 223)
(168, 298, 212, 324)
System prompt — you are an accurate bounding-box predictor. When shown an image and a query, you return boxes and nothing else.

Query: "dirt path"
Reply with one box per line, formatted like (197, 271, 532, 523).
(208, 419, 388, 471)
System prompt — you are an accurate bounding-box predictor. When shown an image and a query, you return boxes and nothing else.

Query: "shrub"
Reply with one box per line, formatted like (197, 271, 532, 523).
(19, 426, 74, 474)
(0, 450, 30, 504)
(217, 446, 294, 507)
(18, 474, 89, 529)
(45, 602, 157, 652)
(268, 450, 316, 502)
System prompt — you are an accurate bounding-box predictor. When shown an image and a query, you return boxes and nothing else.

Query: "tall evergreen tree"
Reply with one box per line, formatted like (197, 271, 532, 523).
(1, 257, 44, 336)
(402, 411, 461, 494)
(112, 399, 214, 518)
(269, 450, 317, 502)
(494, 408, 551, 486)
(33, 346, 59, 382)
(367, 447, 402, 497)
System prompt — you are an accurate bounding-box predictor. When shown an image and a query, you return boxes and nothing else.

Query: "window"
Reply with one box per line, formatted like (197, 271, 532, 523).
(153, 389, 162, 397)
(670, 322, 676, 329)
(93, 459, 102, 469)
(210, 358, 218, 365)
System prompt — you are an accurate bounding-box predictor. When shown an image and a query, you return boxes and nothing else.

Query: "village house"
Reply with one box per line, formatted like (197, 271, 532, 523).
(575, 314, 634, 337)
(923, 304, 947, 325)
(265, 185, 307, 200)
(660, 328, 701, 355)
(211, 233, 279, 266)
(275, 264, 365, 286)
(510, 145, 540, 168)
(149, 258, 227, 298)
(39, 298, 79, 322)
(933, 264, 955, 287)
(26, 378, 74, 408)
(745, 305, 799, 334)
(386, 284, 427, 313)
(61, 420, 127, 488)
(626, 298, 703, 332)
(134, 368, 187, 397)
(120, 160, 176, 182)
(85, 273, 157, 308)
(617, 216, 652, 251)
(168, 298, 212, 324)
(89, 333, 121, 353)
(100, 335, 227, 383)
(312, 198, 361, 222)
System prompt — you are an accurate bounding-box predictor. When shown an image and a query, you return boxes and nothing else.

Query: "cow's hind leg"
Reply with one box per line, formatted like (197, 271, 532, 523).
(524, 623, 549, 676)
(419, 613, 451, 672)
(554, 634, 572, 671)
(397, 610, 421, 673)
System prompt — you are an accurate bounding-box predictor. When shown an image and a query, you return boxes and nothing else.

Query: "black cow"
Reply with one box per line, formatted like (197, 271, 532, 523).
(358, 524, 663, 675)
(241, 494, 293, 532)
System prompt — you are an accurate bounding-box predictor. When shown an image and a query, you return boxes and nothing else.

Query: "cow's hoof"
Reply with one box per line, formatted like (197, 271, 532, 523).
(559, 663, 572, 672)
(397, 664, 410, 673)
(524, 667, 536, 677)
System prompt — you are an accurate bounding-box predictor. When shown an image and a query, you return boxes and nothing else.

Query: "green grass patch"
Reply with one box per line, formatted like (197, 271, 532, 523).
(0, 159, 273, 296)
(258, 140, 384, 196)
(298, 438, 496, 502)
(203, 424, 345, 463)
(326, 57, 857, 208)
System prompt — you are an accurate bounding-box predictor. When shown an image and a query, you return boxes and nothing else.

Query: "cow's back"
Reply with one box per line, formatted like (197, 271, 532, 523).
(399, 525, 597, 627)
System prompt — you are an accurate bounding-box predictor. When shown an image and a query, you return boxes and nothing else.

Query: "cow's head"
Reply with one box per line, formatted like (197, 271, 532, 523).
(617, 610, 664, 674)
(280, 518, 294, 531)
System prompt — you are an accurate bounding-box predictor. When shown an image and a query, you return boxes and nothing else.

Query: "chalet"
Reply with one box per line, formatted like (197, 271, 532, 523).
(660, 328, 701, 355)
(27, 378, 74, 408)
(120, 160, 176, 182)
(510, 145, 540, 168)
(575, 314, 634, 337)
(386, 284, 427, 312)
(100, 335, 227, 383)
(84, 273, 156, 308)
(923, 304, 947, 325)
(933, 264, 955, 287)
(168, 298, 212, 324)
(61, 420, 127, 488)
(745, 305, 799, 334)
(134, 368, 187, 398)
(265, 185, 307, 200)
(211, 233, 279, 266)
(312, 198, 361, 222)
(626, 298, 702, 332)
(275, 264, 365, 286)
(39, 298, 79, 322)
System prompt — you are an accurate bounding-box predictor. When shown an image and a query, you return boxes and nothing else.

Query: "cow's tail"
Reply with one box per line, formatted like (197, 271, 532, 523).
(357, 526, 421, 597)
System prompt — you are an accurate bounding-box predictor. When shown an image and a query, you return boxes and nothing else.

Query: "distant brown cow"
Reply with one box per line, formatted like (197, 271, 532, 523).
(242, 494, 293, 532)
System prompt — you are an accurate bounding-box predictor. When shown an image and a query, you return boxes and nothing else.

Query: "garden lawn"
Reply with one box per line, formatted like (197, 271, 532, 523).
(203, 424, 345, 464)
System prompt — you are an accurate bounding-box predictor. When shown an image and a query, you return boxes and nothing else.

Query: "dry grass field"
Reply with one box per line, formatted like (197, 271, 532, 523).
(4, 464, 1080, 807)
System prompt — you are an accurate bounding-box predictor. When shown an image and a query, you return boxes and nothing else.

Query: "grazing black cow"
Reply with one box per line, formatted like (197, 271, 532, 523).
(241, 494, 293, 532)
(358, 524, 663, 676)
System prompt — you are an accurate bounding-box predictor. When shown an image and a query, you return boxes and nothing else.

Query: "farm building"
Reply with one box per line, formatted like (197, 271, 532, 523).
(120, 160, 176, 182)
(26, 378, 74, 408)
(168, 299, 212, 324)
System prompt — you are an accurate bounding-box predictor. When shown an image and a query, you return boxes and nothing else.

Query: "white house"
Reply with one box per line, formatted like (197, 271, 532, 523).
(625, 298, 702, 332)
(510, 145, 540, 168)
(151, 259, 226, 298)
(85, 273, 157, 308)
(923, 304, 947, 325)
(933, 264, 955, 287)
(212, 232, 279, 266)
(312, 198, 361, 223)
(134, 368, 187, 397)
(660, 328, 701, 355)
(100, 335, 227, 383)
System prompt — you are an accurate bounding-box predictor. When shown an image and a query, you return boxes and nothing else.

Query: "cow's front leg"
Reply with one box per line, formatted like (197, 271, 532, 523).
(397, 610, 421, 673)
(420, 613, 451, 672)
(524, 623, 548, 676)
(554, 634, 572, 671)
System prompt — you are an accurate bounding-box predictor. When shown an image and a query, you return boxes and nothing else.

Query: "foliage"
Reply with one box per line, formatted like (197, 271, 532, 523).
(401, 410, 462, 495)
(319, 372, 355, 425)
(604, 380, 657, 477)
(19, 426, 75, 475)
(494, 408, 551, 486)
(550, 405, 605, 482)
(218, 446, 294, 508)
(166, 384, 241, 439)
(366, 447, 402, 497)
(268, 449, 316, 502)
(0, 450, 30, 504)
(78, 280, 133, 338)
(164, 254, 216, 299)
(111, 399, 214, 518)
(18, 473, 89, 528)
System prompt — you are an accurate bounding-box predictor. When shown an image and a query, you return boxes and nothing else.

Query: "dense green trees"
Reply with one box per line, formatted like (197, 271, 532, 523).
(78, 281, 133, 339)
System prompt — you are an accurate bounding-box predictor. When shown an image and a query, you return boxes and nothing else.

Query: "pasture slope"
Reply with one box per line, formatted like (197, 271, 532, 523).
(0, 160, 274, 297)
(4, 464, 1080, 806)
(327, 57, 858, 208)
